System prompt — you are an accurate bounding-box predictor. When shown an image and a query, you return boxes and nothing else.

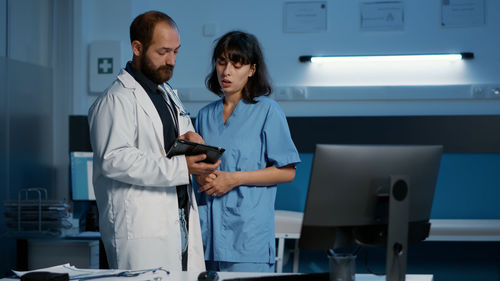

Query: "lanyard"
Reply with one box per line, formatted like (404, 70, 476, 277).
(161, 84, 190, 117)
(159, 84, 179, 136)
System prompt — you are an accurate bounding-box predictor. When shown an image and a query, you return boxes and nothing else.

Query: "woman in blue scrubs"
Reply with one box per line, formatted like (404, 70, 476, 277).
(195, 31, 301, 273)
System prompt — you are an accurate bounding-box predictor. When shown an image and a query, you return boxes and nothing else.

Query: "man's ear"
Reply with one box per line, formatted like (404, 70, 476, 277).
(131, 40, 143, 57)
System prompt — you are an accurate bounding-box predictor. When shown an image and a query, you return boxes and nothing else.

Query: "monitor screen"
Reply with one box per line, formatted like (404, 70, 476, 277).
(70, 151, 96, 201)
(299, 144, 442, 250)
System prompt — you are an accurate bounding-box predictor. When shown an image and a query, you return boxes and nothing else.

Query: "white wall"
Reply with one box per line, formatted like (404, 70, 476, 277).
(72, 0, 132, 114)
(76, 0, 500, 116)
(0, 0, 76, 274)
(7, 0, 53, 66)
(3, 0, 75, 199)
(52, 0, 76, 200)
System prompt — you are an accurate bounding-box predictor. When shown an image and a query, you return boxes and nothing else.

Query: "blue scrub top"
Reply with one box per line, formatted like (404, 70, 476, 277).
(195, 96, 301, 263)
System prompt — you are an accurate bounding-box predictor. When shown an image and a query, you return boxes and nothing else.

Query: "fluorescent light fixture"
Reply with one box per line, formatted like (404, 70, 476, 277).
(299, 52, 474, 63)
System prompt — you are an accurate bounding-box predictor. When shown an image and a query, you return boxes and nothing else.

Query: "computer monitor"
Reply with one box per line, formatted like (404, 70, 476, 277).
(69, 115, 95, 201)
(299, 144, 442, 281)
(70, 151, 95, 201)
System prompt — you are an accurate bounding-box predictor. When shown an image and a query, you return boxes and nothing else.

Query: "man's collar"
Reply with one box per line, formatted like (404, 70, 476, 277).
(125, 61, 159, 94)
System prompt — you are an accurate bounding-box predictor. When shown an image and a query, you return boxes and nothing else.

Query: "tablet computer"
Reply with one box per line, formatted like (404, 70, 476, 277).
(166, 139, 225, 164)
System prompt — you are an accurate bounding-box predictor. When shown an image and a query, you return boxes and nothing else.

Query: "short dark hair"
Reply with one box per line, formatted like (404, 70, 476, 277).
(205, 31, 272, 103)
(130, 10, 178, 52)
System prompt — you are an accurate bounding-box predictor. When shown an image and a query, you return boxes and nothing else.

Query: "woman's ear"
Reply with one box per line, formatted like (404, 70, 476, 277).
(131, 40, 143, 57)
(249, 64, 256, 77)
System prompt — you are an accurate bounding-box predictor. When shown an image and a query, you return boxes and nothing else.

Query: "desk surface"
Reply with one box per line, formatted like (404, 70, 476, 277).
(275, 210, 500, 242)
(191, 272, 433, 281)
(2, 272, 433, 281)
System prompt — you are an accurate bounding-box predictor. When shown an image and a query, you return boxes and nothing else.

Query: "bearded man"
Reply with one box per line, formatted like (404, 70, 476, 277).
(88, 10, 219, 271)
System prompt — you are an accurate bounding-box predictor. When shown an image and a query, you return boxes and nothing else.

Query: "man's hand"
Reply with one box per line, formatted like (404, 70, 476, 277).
(179, 131, 204, 144)
(186, 154, 220, 175)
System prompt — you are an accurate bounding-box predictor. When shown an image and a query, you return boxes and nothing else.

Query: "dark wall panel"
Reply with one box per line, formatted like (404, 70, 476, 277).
(287, 115, 500, 153)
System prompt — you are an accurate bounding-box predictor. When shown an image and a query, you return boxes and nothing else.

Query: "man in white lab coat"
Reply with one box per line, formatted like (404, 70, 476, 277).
(88, 11, 219, 271)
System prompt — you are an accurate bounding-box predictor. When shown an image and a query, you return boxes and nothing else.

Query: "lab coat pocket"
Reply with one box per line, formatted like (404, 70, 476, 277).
(125, 186, 170, 239)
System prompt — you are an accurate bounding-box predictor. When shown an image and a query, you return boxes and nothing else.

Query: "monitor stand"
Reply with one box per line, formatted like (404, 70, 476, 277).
(385, 175, 410, 281)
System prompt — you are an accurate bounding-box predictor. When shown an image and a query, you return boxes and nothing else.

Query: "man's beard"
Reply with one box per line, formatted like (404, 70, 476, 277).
(140, 55, 174, 84)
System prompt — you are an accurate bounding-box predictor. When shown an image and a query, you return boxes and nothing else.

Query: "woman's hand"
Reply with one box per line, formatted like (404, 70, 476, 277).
(197, 165, 296, 197)
(196, 173, 217, 186)
(197, 170, 240, 197)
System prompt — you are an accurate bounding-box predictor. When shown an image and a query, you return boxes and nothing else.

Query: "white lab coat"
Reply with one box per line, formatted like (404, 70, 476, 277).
(88, 69, 205, 271)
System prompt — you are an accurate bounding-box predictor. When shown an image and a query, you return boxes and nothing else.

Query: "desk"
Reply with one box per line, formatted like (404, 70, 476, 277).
(2, 270, 434, 281)
(427, 219, 500, 241)
(273, 210, 500, 273)
(16, 232, 104, 270)
(180, 272, 433, 281)
(274, 210, 302, 273)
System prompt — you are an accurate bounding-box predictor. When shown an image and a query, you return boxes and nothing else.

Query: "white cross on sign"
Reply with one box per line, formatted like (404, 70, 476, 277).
(98, 58, 113, 74)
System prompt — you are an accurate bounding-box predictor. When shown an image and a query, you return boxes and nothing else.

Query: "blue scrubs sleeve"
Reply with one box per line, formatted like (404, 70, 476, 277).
(263, 105, 301, 168)
(194, 113, 200, 133)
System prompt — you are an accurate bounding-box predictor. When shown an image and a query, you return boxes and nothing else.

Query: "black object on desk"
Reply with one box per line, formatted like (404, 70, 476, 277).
(21, 272, 69, 281)
(223, 273, 329, 281)
(198, 271, 219, 281)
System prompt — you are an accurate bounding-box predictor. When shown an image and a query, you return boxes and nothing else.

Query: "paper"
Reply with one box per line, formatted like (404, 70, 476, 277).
(360, 1, 404, 31)
(284, 1, 327, 33)
(13, 264, 111, 279)
(13, 264, 169, 280)
(441, 0, 485, 27)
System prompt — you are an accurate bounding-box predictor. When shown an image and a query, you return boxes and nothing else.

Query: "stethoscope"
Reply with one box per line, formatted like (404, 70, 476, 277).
(160, 84, 190, 117)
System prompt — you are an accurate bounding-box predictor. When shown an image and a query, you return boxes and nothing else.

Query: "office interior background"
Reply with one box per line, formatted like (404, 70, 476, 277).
(1, 0, 500, 280)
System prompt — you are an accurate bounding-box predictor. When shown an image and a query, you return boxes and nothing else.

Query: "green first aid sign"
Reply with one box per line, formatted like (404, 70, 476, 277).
(97, 58, 113, 74)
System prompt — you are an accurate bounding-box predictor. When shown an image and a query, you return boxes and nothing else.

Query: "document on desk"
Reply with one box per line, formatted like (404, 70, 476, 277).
(12, 264, 170, 280)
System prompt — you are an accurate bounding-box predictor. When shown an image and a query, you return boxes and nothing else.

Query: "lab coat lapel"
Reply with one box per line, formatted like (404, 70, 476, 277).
(161, 84, 183, 113)
(117, 69, 164, 149)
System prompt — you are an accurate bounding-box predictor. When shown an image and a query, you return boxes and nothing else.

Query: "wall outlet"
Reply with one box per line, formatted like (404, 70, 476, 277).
(275, 87, 291, 100)
(291, 87, 308, 100)
(471, 85, 500, 99)
(471, 86, 486, 98)
(488, 87, 500, 99)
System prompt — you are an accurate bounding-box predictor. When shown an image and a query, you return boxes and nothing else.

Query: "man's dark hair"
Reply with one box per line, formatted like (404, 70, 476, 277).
(130, 10, 178, 52)
(205, 31, 272, 103)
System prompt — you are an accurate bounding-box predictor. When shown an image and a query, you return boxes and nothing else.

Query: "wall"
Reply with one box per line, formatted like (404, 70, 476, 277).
(0, 2, 10, 275)
(0, 0, 72, 275)
(72, 0, 132, 114)
(76, 0, 500, 116)
(7, 0, 53, 67)
(0, 0, 5, 57)
(0, 59, 12, 276)
(0, 57, 54, 277)
(52, 0, 75, 201)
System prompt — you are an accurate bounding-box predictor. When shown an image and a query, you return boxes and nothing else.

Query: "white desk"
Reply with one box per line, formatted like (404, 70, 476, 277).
(274, 210, 500, 273)
(2, 272, 434, 281)
(179, 272, 433, 281)
(274, 210, 303, 273)
(427, 219, 500, 241)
